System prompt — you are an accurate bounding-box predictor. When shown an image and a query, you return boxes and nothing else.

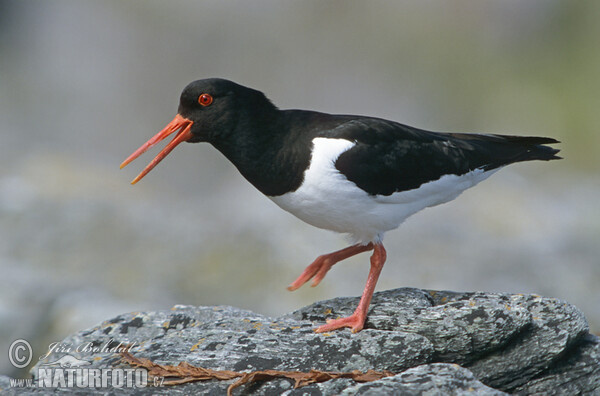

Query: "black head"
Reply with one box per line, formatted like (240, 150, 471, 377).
(120, 78, 277, 184)
(178, 78, 276, 143)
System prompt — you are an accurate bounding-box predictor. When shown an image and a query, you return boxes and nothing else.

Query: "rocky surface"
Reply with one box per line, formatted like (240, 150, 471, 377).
(1, 288, 598, 394)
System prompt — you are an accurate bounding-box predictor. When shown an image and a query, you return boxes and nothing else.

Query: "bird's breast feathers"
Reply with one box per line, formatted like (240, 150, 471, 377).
(269, 137, 497, 243)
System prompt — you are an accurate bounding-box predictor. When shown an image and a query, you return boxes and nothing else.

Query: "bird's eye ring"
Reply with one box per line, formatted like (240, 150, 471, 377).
(198, 93, 213, 107)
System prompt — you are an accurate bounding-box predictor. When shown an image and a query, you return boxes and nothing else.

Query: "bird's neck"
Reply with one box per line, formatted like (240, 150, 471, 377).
(211, 110, 319, 197)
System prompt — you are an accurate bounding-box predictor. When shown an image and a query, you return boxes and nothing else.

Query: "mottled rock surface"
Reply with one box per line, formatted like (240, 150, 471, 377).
(341, 363, 506, 395)
(1, 288, 598, 395)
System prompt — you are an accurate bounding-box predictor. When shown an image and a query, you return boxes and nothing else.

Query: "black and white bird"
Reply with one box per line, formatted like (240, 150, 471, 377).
(121, 78, 561, 333)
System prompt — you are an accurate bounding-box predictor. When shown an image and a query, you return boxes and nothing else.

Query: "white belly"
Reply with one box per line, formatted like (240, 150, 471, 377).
(269, 138, 498, 244)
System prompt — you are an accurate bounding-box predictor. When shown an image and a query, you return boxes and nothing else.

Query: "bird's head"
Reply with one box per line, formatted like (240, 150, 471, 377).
(120, 78, 275, 184)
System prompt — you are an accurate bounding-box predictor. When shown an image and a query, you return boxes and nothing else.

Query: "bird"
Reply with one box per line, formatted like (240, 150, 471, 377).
(120, 78, 561, 333)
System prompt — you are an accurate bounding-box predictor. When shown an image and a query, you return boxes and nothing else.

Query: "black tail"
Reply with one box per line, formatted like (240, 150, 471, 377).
(492, 134, 561, 163)
(446, 133, 561, 171)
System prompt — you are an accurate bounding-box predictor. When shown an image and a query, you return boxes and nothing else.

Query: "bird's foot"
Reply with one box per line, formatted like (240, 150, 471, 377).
(313, 243, 387, 334)
(287, 255, 334, 291)
(315, 312, 366, 333)
(287, 243, 373, 291)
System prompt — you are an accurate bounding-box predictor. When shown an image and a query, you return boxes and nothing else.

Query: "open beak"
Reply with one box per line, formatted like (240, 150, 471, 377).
(120, 114, 194, 184)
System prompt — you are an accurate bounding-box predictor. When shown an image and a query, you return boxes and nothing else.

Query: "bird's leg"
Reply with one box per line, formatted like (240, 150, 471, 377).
(315, 243, 387, 333)
(287, 243, 374, 291)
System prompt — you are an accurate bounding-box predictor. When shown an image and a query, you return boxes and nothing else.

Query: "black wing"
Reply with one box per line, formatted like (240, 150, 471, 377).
(330, 118, 561, 196)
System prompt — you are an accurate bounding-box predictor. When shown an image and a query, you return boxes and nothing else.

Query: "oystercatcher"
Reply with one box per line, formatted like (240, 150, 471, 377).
(121, 78, 561, 333)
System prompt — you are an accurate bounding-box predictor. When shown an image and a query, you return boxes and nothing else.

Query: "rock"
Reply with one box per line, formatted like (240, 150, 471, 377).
(1, 288, 598, 395)
(460, 292, 590, 390)
(341, 363, 507, 395)
(286, 288, 534, 365)
(514, 333, 600, 395)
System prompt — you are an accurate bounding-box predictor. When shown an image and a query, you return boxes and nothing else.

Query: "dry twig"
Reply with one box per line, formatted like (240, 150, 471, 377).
(120, 351, 395, 395)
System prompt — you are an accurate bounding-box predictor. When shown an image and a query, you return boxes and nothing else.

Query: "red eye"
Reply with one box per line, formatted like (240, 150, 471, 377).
(198, 93, 213, 106)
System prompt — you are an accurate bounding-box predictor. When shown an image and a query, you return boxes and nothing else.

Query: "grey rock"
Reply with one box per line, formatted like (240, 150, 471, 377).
(289, 288, 532, 364)
(1, 288, 597, 395)
(513, 333, 600, 395)
(0, 375, 15, 392)
(341, 363, 507, 395)
(461, 293, 589, 391)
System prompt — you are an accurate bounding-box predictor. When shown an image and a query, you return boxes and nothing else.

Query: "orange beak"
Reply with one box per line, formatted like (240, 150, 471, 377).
(120, 114, 194, 184)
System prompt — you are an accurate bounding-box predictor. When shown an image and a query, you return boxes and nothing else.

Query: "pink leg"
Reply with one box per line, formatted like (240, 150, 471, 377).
(315, 243, 387, 333)
(287, 243, 374, 291)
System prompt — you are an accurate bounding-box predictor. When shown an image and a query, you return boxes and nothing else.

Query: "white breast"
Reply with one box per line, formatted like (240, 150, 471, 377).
(269, 137, 498, 244)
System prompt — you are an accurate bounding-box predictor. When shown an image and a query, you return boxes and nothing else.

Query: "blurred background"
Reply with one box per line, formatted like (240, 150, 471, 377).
(0, 1, 598, 378)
